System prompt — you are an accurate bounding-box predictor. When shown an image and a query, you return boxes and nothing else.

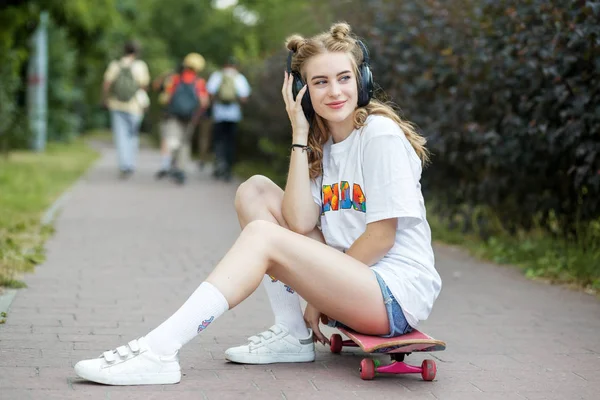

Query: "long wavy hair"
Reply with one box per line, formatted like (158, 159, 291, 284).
(286, 22, 429, 179)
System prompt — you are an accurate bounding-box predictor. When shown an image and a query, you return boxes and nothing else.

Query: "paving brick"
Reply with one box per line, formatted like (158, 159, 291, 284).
(1, 148, 599, 399)
(202, 389, 282, 400)
(353, 392, 436, 400)
(520, 391, 597, 400)
(431, 393, 527, 400)
(283, 391, 358, 400)
(107, 394, 178, 400)
(0, 367, 38, 388)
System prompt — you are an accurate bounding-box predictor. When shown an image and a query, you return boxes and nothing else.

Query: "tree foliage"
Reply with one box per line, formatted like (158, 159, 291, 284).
(0, 0, 329, 150)
(348, 0, 600, 236)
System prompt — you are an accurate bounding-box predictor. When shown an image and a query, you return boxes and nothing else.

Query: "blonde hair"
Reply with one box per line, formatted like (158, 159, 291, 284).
(285, 22, 429, 179)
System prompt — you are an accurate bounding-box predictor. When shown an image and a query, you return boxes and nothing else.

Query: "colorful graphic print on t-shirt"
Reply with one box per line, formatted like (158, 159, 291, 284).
(322, 181, 366, 213)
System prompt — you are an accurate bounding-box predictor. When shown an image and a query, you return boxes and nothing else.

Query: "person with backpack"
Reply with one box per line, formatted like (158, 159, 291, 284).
(206, 56, 251, 181)
(153, 64, 182, 178)
(103, 40, 150, 179)
(155, 53, 210, 184)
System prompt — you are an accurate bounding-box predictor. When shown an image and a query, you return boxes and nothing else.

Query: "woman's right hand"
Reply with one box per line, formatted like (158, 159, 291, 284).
(304, 304, 329, 345)
(282, 71, 310, 142)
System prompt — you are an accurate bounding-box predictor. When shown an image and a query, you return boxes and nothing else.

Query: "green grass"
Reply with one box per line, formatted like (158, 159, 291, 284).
(429, 213, 600, 296)
(0, 140, 99, 287)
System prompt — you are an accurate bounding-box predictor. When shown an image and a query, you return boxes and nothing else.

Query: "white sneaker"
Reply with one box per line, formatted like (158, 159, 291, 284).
(225, 324, 315, 364)
(74, 337, 181, 385)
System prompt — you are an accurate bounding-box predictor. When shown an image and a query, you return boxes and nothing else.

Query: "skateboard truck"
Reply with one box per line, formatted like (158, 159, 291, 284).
(329, 332, 442, 381)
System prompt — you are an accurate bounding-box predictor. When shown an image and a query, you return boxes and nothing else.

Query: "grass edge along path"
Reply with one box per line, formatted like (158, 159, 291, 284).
(0, 139, 99, 289)
(428, 211, 600, 297)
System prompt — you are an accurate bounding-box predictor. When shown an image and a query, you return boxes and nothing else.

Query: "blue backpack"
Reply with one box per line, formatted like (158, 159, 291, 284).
(167, 76, 199, 120)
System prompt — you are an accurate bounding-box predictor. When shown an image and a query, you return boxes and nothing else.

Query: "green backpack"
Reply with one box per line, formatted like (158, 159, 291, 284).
(217, 73, 237, 104)
(110, 63, 139, 102)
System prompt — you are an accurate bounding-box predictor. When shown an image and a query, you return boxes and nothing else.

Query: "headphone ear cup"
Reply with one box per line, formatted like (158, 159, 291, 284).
(291, 71, 314, 121)
(301, 89, 314, 122)
(357, 64, 373, 107)
(291, 71, 305, 101)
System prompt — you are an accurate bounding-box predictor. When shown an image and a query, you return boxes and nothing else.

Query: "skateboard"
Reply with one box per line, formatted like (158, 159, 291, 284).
(329, 327, 446, 381)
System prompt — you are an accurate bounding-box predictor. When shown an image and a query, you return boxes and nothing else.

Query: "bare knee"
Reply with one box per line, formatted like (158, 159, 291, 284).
(240, 220, 279, 253)
(235, 175, 281, 217)
(235, 175, 266, 207)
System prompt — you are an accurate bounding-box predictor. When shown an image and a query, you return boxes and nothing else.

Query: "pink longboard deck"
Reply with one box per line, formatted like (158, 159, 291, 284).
(338, 327, 446, 354)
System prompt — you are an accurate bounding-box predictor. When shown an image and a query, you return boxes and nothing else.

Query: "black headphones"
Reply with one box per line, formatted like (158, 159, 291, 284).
(286, 39, 374, 122)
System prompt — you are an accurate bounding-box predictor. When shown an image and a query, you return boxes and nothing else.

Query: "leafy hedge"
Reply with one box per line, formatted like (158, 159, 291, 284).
(241, 0, 600, 240)
(350, 0, 600, 237)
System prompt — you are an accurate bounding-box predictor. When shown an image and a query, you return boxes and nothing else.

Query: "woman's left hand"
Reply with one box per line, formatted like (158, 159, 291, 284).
(282, 71, 310, 141)
(304, 304, 329, 345)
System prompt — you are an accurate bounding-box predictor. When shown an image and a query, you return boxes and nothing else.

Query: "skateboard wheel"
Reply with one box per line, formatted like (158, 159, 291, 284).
(421, 359, 436, 381)
(360, 358, 376, 380)
(330, 334, 343, 353)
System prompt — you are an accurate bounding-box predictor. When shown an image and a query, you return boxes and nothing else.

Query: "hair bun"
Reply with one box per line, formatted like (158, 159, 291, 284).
(330, 22, 351, 40)
(285, 35, 305, 52)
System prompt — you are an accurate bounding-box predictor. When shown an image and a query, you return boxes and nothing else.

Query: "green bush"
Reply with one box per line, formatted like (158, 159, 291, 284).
(47, 18, 83, 142)
(0, 53, 32, 152)
(345, 0, 600, 237)
(0, 3, 34, 153)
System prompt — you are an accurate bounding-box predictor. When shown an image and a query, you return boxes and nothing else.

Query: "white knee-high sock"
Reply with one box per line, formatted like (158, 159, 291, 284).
(262, 274, 310, 339)
(145, 281, 229, 356)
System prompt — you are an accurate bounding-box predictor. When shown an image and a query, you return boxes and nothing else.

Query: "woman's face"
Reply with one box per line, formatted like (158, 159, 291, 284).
(303, 52, 358, 124)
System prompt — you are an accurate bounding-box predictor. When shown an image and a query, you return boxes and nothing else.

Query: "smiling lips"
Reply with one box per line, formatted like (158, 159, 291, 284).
(326, 100, 346, 109)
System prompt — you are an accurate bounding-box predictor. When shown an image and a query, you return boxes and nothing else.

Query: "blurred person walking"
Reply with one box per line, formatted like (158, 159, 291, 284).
(206, 57, 251, 181)
(152, 64, 180, 176)
(103, 40, 150, 179)
(156, 53, 209, 184)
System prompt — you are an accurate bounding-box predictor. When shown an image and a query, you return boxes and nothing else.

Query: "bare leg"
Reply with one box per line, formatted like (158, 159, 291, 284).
(207, 222, 388, 335)
(73, 176, 388, 385)
(229, 175, 386, 334)
(234, 175, 323, 238)
(234, 175, 317, 338)
(157, 119, 172, 173)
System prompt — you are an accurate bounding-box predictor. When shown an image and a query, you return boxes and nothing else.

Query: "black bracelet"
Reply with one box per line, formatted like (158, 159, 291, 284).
(290, 144, 311, 153)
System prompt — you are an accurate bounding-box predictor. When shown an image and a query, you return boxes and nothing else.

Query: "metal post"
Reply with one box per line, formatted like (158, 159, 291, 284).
(27, 11, 49, 152)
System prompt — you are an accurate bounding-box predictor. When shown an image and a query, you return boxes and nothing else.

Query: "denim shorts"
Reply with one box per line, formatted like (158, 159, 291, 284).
(327, 270, 413, 338)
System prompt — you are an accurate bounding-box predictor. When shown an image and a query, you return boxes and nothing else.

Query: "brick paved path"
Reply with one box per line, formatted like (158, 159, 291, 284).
(1, 148, 599, 399)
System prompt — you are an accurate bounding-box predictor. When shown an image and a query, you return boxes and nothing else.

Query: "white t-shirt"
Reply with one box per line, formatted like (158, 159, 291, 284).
(206, 68, 251, 123)
(310, 115, 442, 328)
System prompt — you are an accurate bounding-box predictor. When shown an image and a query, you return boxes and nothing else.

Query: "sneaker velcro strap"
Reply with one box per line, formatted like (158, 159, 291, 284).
(269, 325, 284, 335)
(249, 326, 284, 345)
(116, 346, 130, 358)
(103, 350, 117, 363)
(248, 335, 262, 344)
(128, 340, 141, 353)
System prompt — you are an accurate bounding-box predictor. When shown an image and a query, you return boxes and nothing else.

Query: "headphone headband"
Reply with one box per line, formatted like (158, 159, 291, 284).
(357, 40, 370, 64)
(286, 51, 294, 74)
(287, 40, 370, 74)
